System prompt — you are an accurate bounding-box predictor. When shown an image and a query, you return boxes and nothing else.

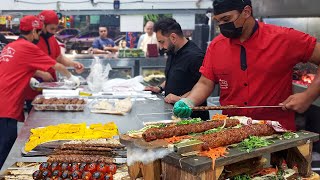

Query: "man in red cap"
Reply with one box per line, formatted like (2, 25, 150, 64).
(0, 15, 78, 168)
(25, 10, 84, 112)
(173, 0, 320, 131)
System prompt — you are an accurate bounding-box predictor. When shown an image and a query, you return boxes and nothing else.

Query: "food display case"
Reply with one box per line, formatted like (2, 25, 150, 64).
(58, 56, 167, 81)
(58, 58, 136, 80)
(108, 59, 136, 79)
(139, 58, 166, 86)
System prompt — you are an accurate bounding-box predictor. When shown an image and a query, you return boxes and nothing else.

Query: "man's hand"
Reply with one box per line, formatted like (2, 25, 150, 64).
(173, 98, 194, 118)
(144, 86, 161, 94)
(67, 75, 80, 86)
(40, 72, 54, 82)
(73, 62, 84, 74)
(280, 92, 314, 113)
(29, 78, 40, 90)
(164, 93, 181, 104)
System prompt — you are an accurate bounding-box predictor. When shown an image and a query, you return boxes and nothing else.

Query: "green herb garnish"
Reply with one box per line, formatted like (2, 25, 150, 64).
(281, 132, 299, 140)
(238, 136, 274, 153)
(158, 123, 166, 128)
(188, 132, 202, 136)
(203, 127, 224, 134)
(233, 174, 251, 180)
(176, 118, 202, 125)
(127, 124, 165, 134)
(232, 124, 243, 129)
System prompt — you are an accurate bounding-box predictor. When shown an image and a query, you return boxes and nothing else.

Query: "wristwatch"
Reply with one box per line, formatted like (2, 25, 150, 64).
(158, 85, 164, 93)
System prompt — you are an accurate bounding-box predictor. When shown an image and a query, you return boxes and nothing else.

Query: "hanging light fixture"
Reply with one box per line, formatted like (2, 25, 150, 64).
(114, 0, 120, 10)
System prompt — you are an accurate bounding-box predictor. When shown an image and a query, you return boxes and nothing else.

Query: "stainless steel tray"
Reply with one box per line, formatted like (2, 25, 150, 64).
(31, 95, 87, 111)
(34, 82, 78, 90)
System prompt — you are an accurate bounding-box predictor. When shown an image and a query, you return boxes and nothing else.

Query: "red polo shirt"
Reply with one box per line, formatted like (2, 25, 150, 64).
(25, 35, 61, 100)
(0, 38, 56, 121)
(200, 22, 317, 130)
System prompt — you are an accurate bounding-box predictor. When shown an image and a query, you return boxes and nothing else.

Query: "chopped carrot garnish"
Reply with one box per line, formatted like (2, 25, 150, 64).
(164, 135, 192, 144)
(211, 114, 228, 120)
(199, 147, 228, 169)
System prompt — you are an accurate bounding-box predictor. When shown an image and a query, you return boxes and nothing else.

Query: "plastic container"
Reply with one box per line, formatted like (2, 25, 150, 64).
(34, 82, 78, 90)
(207, 96, 222, 118)
(89, 97, 134, 115)
(32, 95, 87, 111)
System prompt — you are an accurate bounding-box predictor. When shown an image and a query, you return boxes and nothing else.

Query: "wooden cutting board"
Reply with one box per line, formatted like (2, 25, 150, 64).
(133, 138, 169, 149)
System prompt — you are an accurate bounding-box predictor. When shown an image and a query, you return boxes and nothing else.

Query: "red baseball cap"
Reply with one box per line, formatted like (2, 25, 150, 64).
(38, 10, 59, 25)
(20, 15, 43, 31)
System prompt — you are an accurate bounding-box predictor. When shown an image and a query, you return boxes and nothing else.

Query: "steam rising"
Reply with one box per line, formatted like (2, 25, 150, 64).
(127, 146, 173, 166)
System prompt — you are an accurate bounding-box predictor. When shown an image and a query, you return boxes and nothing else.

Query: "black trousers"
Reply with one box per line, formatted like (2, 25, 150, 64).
(0, 118, 17, 170)
(25, 100, 33, 114)
(191, 101, 210, 120)
(191, 111, 210, 121)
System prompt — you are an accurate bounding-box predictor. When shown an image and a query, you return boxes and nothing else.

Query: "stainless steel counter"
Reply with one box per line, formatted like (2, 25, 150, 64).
(1, 96, 172, 173)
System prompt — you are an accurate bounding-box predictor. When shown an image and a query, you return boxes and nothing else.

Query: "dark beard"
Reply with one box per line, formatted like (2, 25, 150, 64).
(165, 43, 175, 55)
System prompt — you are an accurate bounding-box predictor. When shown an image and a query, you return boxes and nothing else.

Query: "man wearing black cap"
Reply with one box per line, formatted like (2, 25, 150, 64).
(173, 0, 320, 131)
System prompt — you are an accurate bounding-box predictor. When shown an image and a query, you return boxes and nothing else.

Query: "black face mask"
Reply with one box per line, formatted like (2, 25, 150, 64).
(41, 32, 54, 39)
(219, 14, 245, 39)
(32, 38, 40, 45)
(219, 22, 243, 39)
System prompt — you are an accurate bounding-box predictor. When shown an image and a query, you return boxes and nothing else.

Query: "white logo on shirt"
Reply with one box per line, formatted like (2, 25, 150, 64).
(219, 79, 229, 89)
(0, 47, 16, 62)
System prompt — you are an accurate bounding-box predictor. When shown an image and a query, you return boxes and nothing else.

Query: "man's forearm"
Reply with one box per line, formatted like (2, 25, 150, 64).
(104, 46, 118, 52)
(181, 91, 190, 98)
(57, 55, 74, 67)
(52, 63, 71, 78)
(34, 70, 45, 78)
(93, 48, 108, 54)
(305, 68, 320, 102)
(187, 75, 215, 106)
(307, 43, 320, 101)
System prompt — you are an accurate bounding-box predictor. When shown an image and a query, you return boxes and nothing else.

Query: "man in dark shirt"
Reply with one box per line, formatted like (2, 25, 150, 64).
(145, 18, 209, 120)
(92, 26, 118, 54)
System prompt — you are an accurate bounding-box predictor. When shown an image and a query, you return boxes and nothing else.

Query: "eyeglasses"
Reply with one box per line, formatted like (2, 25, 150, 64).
(100, 30, 107, 32)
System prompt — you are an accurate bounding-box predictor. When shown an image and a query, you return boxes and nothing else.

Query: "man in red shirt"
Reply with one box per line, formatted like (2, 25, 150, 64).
(173, 0, 320, 131)
(0, 16, 78, 168)
(25, 10, 84, 112)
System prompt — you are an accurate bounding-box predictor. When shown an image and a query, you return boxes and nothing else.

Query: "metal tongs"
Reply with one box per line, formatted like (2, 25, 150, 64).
(192, 105, 283, 111)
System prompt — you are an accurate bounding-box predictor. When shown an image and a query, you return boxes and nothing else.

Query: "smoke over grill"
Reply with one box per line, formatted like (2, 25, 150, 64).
(127, 146, 173, 166)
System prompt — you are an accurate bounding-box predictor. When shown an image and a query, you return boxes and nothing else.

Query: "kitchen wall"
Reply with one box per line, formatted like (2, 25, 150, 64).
(264, 17, 320, 39)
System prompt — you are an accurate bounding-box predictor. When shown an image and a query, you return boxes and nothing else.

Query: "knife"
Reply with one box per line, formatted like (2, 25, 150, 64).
(192, 105, 283, 111)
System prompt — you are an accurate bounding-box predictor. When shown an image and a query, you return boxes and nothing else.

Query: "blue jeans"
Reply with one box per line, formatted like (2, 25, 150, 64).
(0, 118, 17, 170)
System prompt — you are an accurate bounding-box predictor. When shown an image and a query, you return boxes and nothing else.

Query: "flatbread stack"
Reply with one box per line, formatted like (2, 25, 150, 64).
(1, 162, 40, 180)
(91, 98, 132, 115)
